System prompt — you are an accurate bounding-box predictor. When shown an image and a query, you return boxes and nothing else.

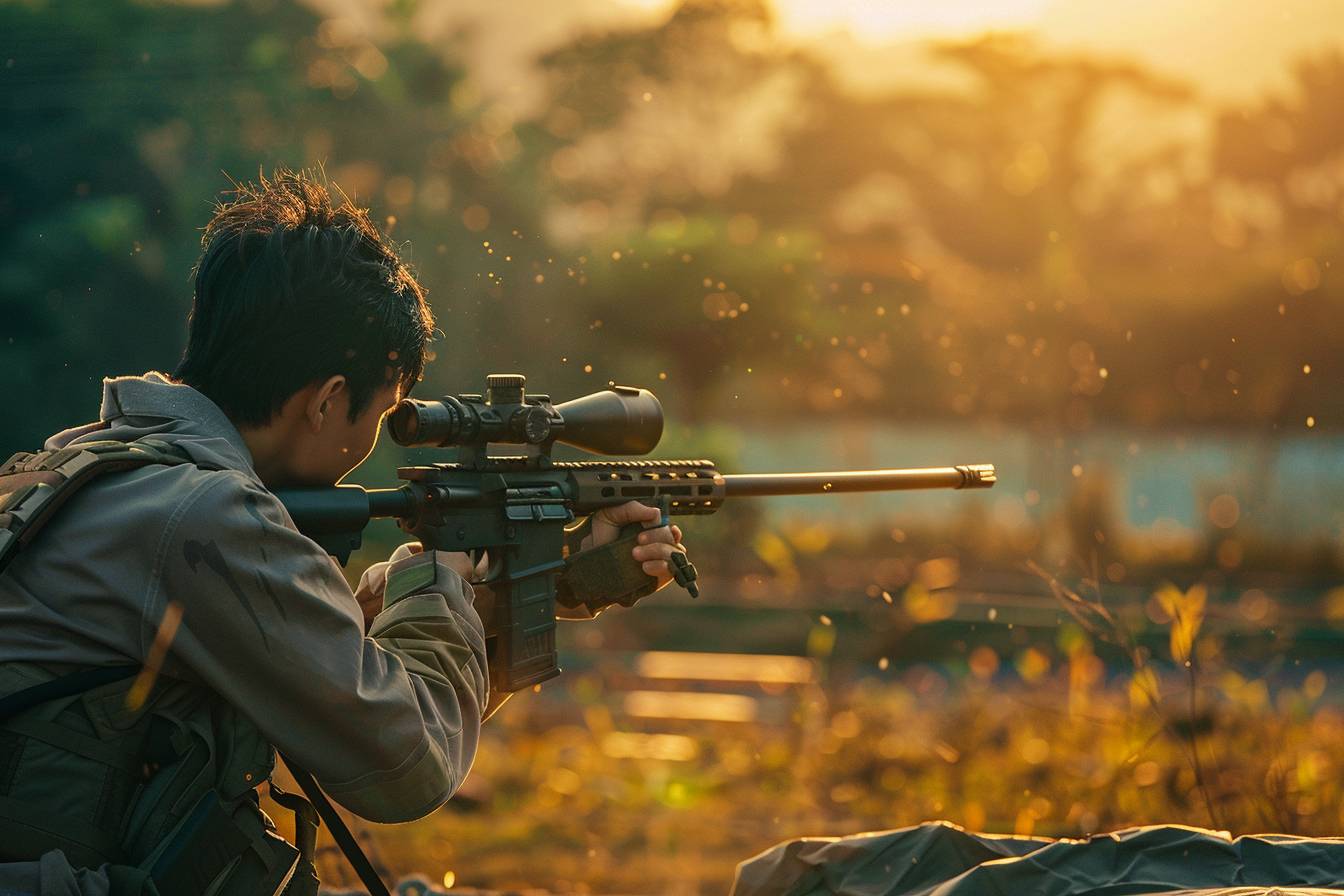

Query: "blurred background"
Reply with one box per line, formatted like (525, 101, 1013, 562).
(3, 0, 1344, 893)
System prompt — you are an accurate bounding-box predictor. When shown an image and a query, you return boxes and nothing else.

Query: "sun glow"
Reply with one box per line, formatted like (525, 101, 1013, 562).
(617, 0, 1053, 41)
(770, 0, 1053, 41)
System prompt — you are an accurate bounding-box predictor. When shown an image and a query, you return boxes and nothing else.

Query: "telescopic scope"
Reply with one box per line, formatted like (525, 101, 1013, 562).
(386, 374, 665, 456)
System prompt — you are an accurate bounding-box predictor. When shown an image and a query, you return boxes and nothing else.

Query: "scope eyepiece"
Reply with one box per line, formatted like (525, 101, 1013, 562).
(387, 395, 475, 447)
(386, 374, 664, 456)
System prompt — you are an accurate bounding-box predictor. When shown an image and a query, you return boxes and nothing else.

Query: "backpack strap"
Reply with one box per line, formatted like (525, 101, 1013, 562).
(0, 664, 141, 722)
(0, 438, 196, 575)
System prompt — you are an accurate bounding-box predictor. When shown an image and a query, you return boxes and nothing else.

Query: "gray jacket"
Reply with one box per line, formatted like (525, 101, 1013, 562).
(0, 372, 488, 824)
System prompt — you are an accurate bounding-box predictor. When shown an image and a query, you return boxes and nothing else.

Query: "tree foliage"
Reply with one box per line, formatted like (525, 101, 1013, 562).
(2, 0, 1340, 451)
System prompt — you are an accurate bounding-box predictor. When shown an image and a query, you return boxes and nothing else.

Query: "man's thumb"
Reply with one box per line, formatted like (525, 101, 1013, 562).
(390, 541, 424, 563)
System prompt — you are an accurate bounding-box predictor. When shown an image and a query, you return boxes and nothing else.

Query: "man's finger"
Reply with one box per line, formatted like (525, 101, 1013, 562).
(632, 542, 687, 563)
(440, 551, 477, 581)
(637, 526, 679, 546)
(642, 559, 671, 577)
(598, 500, 662, 528)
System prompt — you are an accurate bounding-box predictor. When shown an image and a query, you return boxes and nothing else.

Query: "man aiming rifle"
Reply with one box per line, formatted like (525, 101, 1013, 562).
(0, 169, 689, 896)
(0, 168, 993, 896)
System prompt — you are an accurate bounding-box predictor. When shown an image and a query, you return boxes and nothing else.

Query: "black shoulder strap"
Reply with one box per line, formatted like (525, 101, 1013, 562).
(0, 665, 140, 722)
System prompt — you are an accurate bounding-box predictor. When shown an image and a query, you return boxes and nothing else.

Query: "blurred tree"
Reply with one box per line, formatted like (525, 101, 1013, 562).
(531, 0, 936, 420)
(1214, 51, 1344, 209)
(1, 0, 332, 449)
(531, 4, 1344, 433)
(0, 0, 547, 451)
(2, 0, 1340, 450)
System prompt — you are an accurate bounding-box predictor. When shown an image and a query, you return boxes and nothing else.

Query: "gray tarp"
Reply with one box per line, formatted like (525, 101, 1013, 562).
(730, 822, 1344, 896)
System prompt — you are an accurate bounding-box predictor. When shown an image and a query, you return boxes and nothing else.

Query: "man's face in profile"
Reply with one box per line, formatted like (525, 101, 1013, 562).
(288, 381, 403, 487)
(334, 383, 403, 486)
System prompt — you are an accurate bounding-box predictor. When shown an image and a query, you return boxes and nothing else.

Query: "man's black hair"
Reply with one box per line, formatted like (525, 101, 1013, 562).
(175, 168, 434, 426)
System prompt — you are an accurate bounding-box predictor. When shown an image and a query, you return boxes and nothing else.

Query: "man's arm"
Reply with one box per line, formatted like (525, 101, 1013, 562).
(356, 547, 519, 720)
(154, 469, 487, 823)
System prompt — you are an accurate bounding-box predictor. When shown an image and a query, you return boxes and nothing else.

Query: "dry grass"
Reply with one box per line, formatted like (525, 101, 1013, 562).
(293, 611, 1343, 895)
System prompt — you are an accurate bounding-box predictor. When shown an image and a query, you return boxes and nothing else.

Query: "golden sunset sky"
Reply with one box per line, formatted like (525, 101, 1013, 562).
(641, 0, 1344, 99)
(303, 0, 1339, 118)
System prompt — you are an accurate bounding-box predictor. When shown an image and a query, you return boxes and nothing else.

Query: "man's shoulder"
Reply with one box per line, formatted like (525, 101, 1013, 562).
(1, 442, 277, 601)
(116, 457, 286, 530)
(52, 449, 267, 536)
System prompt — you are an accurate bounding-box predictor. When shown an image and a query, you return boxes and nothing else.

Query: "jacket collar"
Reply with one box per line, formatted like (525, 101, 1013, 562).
(96, 372, 256, 474)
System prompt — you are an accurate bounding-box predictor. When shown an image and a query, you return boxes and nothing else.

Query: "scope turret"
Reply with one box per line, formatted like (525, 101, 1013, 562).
(387, 374, 664, 457)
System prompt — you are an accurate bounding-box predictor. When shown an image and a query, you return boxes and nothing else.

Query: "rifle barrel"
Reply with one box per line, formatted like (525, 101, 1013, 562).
(719, 464, 995, 497)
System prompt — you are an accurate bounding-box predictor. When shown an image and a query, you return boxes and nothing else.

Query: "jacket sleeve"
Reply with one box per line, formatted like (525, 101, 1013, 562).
(153, 470, 488, 823)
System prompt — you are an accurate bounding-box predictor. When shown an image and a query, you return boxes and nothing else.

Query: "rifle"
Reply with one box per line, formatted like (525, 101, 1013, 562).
(275, 374, 995, 695)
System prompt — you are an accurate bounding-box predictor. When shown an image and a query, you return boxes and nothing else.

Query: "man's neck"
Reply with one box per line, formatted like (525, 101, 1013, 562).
(237, 422, 296, 488)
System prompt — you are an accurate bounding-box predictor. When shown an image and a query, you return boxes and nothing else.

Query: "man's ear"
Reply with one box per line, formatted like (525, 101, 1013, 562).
(305, 375, 348, 432)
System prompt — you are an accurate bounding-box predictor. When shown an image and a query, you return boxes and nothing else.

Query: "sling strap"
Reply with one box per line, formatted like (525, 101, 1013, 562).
(283, 756, 391, 896)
